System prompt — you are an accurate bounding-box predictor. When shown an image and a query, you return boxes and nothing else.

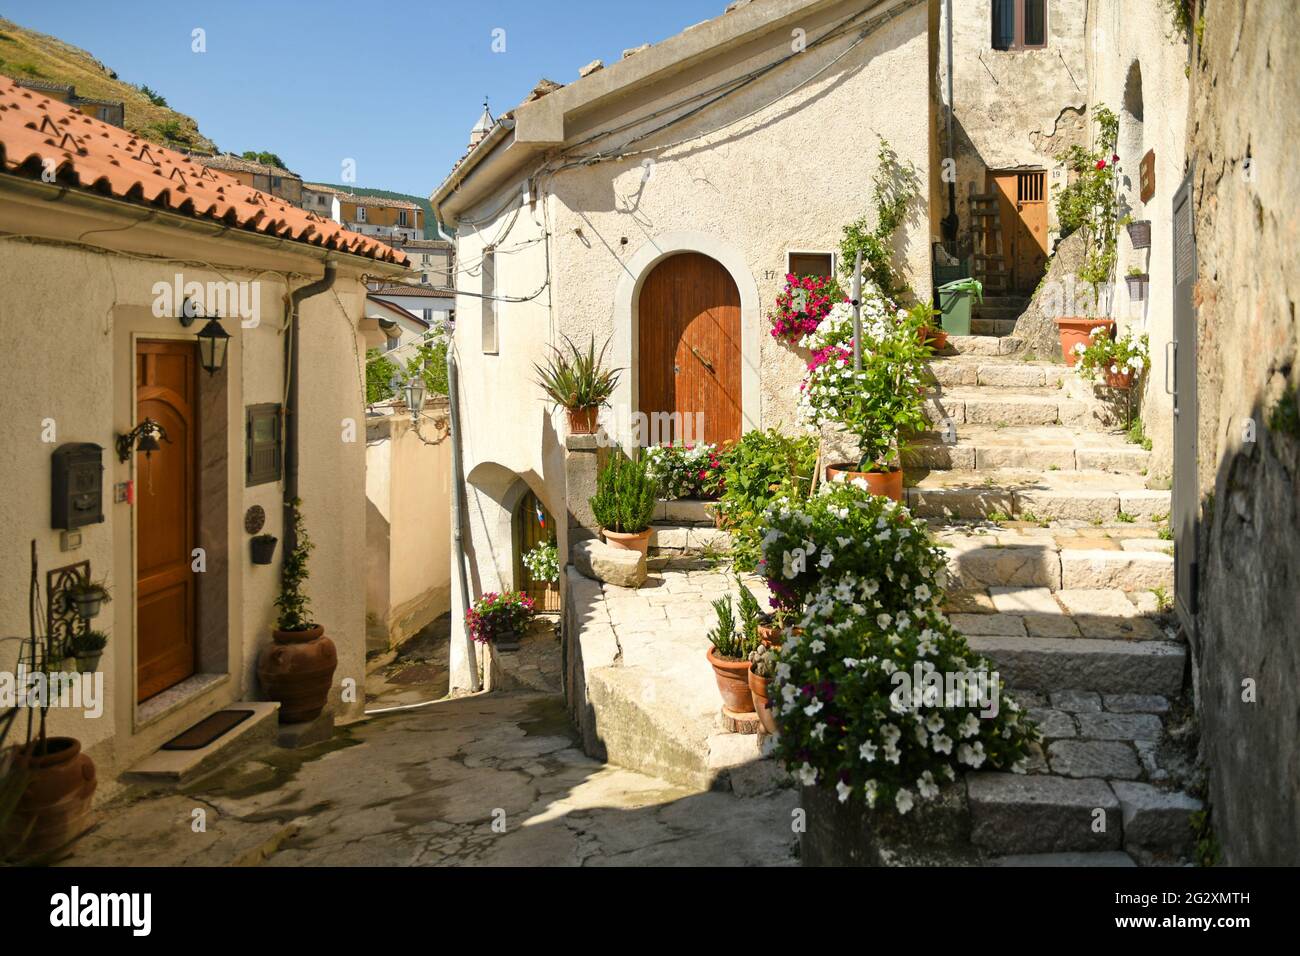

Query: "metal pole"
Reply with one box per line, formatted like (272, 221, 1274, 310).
(446, 346, 481, 693)
(851, 249, 863, 372)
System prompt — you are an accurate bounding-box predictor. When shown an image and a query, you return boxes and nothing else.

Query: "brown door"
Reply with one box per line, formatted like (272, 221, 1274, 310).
(990, 170, 1049, 292)
(514, 489, 560, 612)
(637, 252, 741, 446)
(135, 340, 198, 702)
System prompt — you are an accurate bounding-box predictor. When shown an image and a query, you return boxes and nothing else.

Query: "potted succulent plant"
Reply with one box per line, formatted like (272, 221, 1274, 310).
(66, 577, 110, 620)
(465, 590, 536, 651)
(250, 533, 278, 565)
(590, 451, 658, 556)
(798, 297, 931, 501)
(705, 594, 756, 714)
(1125, 266, 1149, 301)
(257, 500, 338, 723)
(68, 630, 107, 674)
(748, 644, 779, 737)
(533, 334, 621, 435)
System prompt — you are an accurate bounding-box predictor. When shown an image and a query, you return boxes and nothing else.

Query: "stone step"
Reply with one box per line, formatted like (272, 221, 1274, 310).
(652, 498, 717, 526)
(905, 425, 1150, 474)
(908, 470, 1169, 523)
(122, 701, 280, 787)
(924, 390, 1089, 428)
(946, 586, 1173, 639)
(944, 334, 1023, 356)
(943, 538, 1174, 592)
(970, 317, 1018, 336)
(968, 634, 1186, 695)
(928, 359, 1069, 389)
(648, 524, 731, 556)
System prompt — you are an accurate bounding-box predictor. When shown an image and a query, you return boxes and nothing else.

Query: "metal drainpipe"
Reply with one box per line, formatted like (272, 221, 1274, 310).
(445, 347, 481, 693)
(941, 0, 959, 244)
(284, 263, 337, 551)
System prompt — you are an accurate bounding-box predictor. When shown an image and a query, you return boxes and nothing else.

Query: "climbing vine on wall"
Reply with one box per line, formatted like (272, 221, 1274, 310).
(1054, 105, 1120, 293)
(839, 137, 921, 301)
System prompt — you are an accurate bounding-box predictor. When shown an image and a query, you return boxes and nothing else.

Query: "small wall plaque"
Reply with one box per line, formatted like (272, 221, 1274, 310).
(244, 505, 266, 535)
(1140, 149, 1156, 204)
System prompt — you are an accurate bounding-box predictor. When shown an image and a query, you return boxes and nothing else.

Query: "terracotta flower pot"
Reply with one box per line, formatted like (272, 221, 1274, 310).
(567, 406, 599, 435)
(918, 326, 948, 350)
(1105, 368, 1135, 389)
(602, 527, 652, 557)
(706, 645, 754, 713)
(825, 464, 904, 502)
(258, 624, 338, 723)
(1054, 317, 1115, 367)
(748, 669, 778, 737)
(757, 623, 783, 649)
(4, 737, 96, 856)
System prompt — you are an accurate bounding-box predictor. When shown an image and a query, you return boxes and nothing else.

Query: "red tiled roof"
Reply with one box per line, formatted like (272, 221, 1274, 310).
(0, 77, 407, 266)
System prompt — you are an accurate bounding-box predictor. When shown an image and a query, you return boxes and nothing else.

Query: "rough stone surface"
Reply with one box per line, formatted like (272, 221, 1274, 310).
(1047, 740, 1142, 780)
(989, 586, 1061, 614)
(1102, 694, 1170, 714)
(1027, 708, 1077, 739)
(1050, 690, 1103, 713)
(572, 539, 647, 588)
(1111, 781, 1201, 852)
(1074, 711, 1164, 742)
(970, 635, 1186, 695)
(991, 851, 1136, 867)
(1059, 550, 1174, 591)
(968, 772, 1121, 854)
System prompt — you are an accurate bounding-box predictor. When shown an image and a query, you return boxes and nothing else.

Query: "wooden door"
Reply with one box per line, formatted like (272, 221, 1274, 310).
(637, 253, 741, 446)
(135, 340, 198, 702)
(514, 489, 560, 612)
(990, 170, 1049, 293)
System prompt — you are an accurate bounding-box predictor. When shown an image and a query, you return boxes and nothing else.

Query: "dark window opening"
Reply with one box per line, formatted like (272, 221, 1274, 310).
(246, 404, 282, 486)
(992, 0, 1047, 51)
(787, 252, 834, 278)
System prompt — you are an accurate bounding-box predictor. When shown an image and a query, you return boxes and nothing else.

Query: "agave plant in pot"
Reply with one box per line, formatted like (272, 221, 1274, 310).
(589, 451, 658, 556)
(705, 594, 756, 715)
(258, 500, 338, 724)
(798, 296, 931, 501)
(533, 334, 621, 435)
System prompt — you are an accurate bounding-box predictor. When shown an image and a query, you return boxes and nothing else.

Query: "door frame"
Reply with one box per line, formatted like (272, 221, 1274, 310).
(129, 332, 201, 707)
(987, 168, 1049, 294)
(1171, 166, 1198, 636)
(612, 231, 760, 449)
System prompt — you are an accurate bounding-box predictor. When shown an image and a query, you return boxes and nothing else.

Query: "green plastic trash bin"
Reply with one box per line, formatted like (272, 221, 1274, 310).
(937, 277, 983, 337)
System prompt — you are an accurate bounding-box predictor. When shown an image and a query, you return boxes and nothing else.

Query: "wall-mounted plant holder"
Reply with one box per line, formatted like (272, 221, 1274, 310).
(1126, 273, 1149, 301)
(47, 561, 94, 660)
(251, 534, 278, 565)
(1127, 220, 1152, 249)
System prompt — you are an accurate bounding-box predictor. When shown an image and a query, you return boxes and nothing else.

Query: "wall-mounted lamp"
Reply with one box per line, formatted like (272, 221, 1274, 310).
(196, 317, 231, 375)
(116, 418, 171, 464)
(403, 378, 426, 422)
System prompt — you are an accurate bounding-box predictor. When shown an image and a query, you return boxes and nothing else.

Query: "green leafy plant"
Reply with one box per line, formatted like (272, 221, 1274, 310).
(590, 452, 657, 534)
(706, 595, 753, 661)
(643, 442, 725, 500)
(736, 581, 764, 647)
(465, 590, 535, 643)
(1055, 106, 1120, 293)
(522, 541, 559, 584)
(1073, 328, 1150, 383)
(69, 578, 111, 605)
(716, 429, 818, 571)
(366, 348, 399, 405)
(533, 334, 621, 411)
(240, 149, 288, 169)
(138, 84, 169, 107)
(839, 138, 921, 299)
(1268, 385, 1300, 439)
(275, 499, 315, 632)
(405, 334, 450, 397)
(67, 630, 108, 657)
(1127, 415, 1154, 450)
(1116, 511, 1136, 523)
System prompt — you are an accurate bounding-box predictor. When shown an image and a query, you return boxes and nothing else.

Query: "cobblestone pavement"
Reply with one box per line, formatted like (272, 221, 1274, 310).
(62, 685, 798, 867)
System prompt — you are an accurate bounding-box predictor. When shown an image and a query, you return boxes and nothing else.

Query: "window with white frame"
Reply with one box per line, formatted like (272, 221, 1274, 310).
(398, 210, 408, 226)
(357, 206, 367, 222)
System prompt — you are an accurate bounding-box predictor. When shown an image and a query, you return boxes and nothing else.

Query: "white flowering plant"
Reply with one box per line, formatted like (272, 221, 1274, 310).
(522, 541, 559, 584)
(1073, 328, 1149, 383)
(796, 293, 932, 472)
(756, 481, 948, 614)
(770, 577, 1038, 814)
(642, 442, 725, 500)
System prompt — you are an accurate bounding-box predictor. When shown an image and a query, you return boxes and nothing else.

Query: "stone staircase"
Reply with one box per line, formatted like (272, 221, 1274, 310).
(910, 324, 1202, 865)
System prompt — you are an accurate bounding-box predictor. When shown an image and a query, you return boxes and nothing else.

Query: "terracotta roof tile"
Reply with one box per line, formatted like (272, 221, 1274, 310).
(0, 77, 407, 266)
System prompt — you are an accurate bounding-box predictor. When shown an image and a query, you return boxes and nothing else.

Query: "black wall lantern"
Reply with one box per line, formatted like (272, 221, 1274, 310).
(196, 317, 231, 375)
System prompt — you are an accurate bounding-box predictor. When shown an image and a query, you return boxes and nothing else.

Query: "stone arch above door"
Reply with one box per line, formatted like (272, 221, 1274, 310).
(612, 231, 759, 449)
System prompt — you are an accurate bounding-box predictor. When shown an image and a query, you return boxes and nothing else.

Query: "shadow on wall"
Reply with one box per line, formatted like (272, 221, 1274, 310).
(1194, 388, 1300, 865)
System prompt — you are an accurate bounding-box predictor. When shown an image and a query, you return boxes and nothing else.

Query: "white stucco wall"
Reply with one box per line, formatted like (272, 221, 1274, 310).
(0, 188, 389, 790)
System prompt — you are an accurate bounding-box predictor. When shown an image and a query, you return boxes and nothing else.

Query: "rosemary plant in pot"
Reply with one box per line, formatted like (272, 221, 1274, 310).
(705, 594, 756, 714)
(533, 334, 621, 435)
(589, 451, 658, 556)
(258, 500, 338, 723)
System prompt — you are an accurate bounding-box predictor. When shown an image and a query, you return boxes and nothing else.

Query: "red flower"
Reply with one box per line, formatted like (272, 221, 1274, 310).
(1111, 153, 1120, 163)
(1095, 159, 1107, 170)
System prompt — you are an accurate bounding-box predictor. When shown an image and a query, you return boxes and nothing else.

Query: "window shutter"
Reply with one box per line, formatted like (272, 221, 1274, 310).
(246, 404, 282, 486)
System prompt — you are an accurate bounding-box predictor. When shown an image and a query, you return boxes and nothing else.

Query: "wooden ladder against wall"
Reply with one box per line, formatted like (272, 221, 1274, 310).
(969, 192, 1009, 293)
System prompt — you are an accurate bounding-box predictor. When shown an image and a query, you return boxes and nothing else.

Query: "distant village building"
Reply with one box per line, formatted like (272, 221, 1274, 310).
(197, 153, 304, 204)
(12, 77, 123, 126)
(367, 282, 454, 326)
(393, 238, 455, 288)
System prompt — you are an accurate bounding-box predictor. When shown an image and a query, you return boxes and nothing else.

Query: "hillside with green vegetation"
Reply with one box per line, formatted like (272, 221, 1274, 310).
(0, 16, 215, 152)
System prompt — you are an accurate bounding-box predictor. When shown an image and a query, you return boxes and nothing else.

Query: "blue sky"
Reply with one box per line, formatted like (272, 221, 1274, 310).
(1, 0, 727, 196)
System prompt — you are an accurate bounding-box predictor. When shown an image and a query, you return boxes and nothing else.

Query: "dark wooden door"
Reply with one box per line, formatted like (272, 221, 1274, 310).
(637, 253, 741, 446)
(990, 170, 1048, 293)
(514, 489, 560, 612)
(135, 340, 198, 702)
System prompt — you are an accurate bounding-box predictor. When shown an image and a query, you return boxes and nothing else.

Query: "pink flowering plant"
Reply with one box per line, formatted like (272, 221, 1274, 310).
(465, 590, 535, 644)
(768, 273, 846, 346)
(643, 442, 725, 500)
(770, 574, 1038, 814)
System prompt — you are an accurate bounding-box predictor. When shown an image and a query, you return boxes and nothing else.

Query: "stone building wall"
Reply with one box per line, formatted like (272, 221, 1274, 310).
(1187, 0, 1300, 865)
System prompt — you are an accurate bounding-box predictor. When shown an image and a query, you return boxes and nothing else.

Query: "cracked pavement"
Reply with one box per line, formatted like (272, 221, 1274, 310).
(60, 691, 799, 867)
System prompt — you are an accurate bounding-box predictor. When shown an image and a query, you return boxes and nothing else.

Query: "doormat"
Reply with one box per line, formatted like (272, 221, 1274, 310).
(160, 709, 255, 751)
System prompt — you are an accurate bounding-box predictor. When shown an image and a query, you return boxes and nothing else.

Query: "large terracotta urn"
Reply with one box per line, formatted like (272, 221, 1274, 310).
(258, 625, 338, 723)
(4, 737, 96, 856)
(825, 464, 904, 502)
(1054, 317, 1115, 366)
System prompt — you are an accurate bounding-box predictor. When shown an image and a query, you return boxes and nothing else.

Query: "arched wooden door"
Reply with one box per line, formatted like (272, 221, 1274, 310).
(637, 252, 742, 446)
(514, 489, 560, 612)
(135, 340, 198, 702)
